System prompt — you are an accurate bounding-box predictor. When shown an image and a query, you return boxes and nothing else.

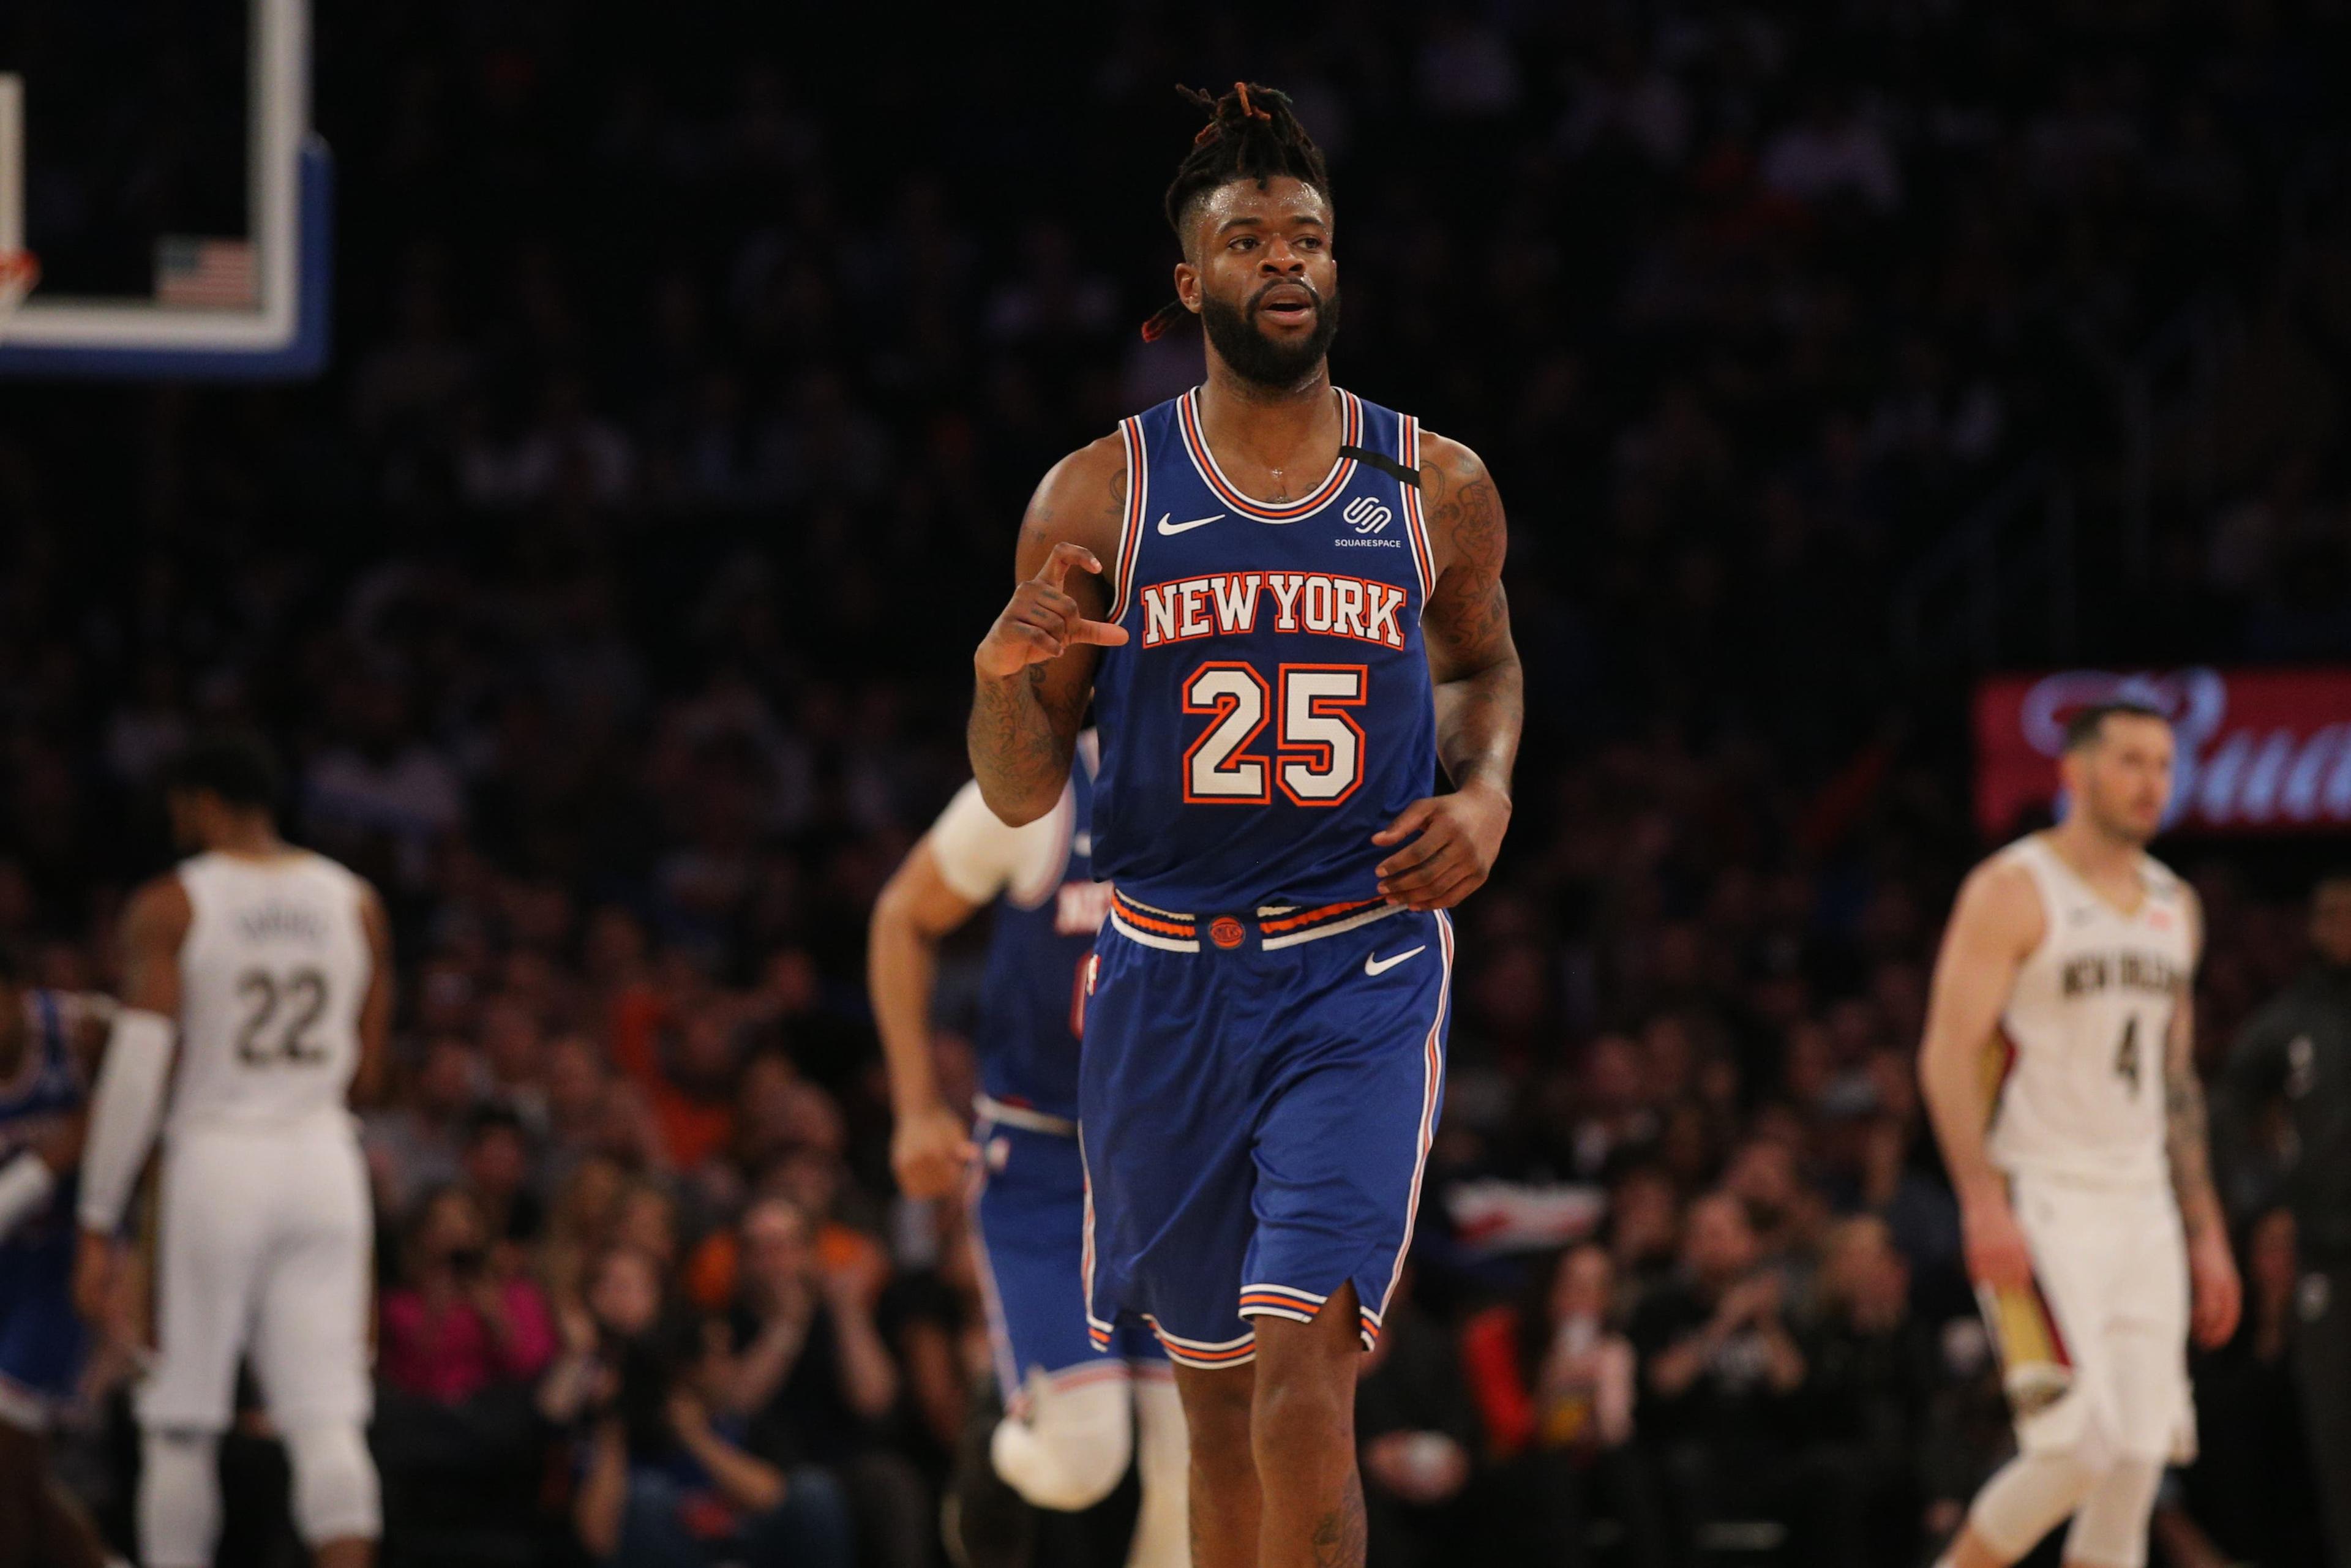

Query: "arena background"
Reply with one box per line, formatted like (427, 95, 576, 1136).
(0, 2, 2345, 1565)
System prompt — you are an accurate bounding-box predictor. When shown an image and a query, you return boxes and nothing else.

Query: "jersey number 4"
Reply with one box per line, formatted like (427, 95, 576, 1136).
(2113, 1016, 2142, 1095)
(236, 967, 331, 1065)
(1182, 662, 1367, 806)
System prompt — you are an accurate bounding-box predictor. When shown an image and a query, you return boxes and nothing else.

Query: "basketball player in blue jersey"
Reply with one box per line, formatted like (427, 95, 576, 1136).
(966, 83, 1521, 1568)
(869, 730, 1188, 1568)
(0, 951, 113, 1568)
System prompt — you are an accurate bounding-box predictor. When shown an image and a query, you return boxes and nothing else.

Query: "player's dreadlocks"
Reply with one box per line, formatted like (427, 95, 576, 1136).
(1141, 82, 1332, 342)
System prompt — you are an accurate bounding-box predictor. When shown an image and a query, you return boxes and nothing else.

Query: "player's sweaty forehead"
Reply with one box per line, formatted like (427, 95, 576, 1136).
(1185, 176, 1333, 259)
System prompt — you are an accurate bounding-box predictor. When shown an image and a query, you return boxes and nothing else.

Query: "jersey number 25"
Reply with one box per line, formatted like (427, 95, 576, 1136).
(1182, 662, 1367, 806)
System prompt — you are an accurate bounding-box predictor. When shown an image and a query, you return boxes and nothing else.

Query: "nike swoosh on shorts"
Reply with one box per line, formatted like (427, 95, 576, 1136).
(1363, 945, 1426, 977)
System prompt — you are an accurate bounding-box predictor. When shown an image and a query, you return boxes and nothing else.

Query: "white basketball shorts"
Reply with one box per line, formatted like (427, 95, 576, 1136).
(2009, 1171, 2195, 1465)
(137, 1114, 373, 1433)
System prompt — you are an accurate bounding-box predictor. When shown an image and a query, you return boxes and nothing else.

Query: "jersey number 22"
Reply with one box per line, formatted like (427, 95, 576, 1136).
(236, 968, 331, 1065)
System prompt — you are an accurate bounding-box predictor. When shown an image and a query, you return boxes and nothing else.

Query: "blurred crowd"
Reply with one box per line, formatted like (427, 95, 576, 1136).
(4, 2, 2351, 1565)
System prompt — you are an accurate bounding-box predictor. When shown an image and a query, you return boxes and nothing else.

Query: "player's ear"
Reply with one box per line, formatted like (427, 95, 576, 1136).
(1174, 260, 1202, 313)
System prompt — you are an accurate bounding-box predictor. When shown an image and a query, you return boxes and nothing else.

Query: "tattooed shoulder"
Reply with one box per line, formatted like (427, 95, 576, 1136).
(1417, 431, 1505, 579)
(1016, 432, 1131, 580)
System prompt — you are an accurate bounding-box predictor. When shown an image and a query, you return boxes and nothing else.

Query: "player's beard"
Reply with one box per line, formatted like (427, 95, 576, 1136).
(1201, 280, 1341, 390)
(2075, 782, 2162, 849)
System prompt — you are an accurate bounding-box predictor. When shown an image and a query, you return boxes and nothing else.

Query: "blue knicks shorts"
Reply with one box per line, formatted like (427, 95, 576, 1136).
(0, 1231, 86, 1405)
(1080, 895, 1452, 1370)
(969, 1100, 1162, 1404)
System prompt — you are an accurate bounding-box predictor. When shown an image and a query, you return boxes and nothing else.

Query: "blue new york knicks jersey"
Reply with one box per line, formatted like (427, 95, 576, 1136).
(972, 743, 1109, 1125)
(1089, 388, 1438, 911)
(0, 991, 89, 1402)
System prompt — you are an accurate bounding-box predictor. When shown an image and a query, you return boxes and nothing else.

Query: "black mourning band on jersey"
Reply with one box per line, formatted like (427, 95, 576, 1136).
(1338, 446, 1419, 487)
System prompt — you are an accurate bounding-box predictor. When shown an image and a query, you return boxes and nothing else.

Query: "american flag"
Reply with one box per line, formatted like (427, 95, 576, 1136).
(155, 237, 257, 309)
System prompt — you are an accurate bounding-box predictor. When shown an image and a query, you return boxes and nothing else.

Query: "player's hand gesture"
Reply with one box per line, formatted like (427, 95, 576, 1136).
(891, 1100, 977, 1201)
(1372, 778, 1512, 909)
(2187, 1227, 2243, 1349)
(1960, 1190, 2034, 1290)
(973, 543, 1129, 680)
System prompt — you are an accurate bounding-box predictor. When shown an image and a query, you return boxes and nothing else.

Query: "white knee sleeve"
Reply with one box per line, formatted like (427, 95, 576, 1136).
(991, 1374, 1133, 1512)
(139, 1429, 222, 1568)
(1967, 1442, 2105, 1561)
(1126, 1375, 1190, 1568)
(2063, 1457, 2164, 1568)
(283, 1419, 381, 1545)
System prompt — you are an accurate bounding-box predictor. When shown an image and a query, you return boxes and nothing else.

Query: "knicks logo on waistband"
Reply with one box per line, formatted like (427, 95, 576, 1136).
(1138, 571, 1408, 650)
(1209, 917, 1246, 949)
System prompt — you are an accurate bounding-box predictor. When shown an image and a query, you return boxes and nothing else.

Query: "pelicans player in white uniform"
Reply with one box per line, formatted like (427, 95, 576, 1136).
(73, 733, 391, 1568)
(1919, 701, 2240, 1568)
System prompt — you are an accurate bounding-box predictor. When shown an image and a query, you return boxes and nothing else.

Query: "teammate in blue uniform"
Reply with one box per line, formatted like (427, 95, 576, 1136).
(966, 83, 1522, 1568)
(0, 951, 113, 1568)
(870, 732, 1187, 1568)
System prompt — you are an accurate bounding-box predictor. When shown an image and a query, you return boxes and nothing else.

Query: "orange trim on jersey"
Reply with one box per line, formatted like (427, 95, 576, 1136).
(1108, 417, 1149, 623)
(1399, 415, 1437, 600)
(1374, 909, 1452, 1330)
(1176, 389, 1363, 521)
(1110, 892, 1197, 938)
(1258, 896, 1386, 934)
(1238, 1292, 1321, 1313)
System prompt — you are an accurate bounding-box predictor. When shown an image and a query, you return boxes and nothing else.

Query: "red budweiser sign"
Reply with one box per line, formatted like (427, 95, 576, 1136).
(1974, 667, 2351, 837)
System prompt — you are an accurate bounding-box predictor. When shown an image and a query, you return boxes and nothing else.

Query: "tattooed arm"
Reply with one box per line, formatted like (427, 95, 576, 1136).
(1371, 432, 1523, 910)
(2166, 888, 2242, 1349)
(969, 437, 1131, 825)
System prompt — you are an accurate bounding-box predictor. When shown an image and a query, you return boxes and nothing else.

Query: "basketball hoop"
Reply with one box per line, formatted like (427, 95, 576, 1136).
(0, 249, 39, 337)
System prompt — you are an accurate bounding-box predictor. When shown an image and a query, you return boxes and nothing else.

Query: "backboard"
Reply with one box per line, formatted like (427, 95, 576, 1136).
(0, 0, 330, 379)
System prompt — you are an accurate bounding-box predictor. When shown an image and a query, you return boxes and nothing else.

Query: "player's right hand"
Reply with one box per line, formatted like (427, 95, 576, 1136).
(973, 542, 1128, 680)
(1960, 1192, 2035, 1290)
(891, 1101, 978, 1201)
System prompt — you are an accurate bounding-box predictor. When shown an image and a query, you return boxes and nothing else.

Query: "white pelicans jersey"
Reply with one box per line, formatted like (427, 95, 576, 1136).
(170, 849, 372, 1131)
(1986, 834, 2195, 1189)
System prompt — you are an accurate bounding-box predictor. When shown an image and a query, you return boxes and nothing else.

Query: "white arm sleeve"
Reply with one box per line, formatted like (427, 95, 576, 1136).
(926, 780, 1068, 907)
(77, 1008, 176, 1233)
(0, 1150, 55, 1243)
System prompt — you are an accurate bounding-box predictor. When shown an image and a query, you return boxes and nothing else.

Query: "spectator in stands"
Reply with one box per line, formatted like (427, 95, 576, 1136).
(1607, 1165, 1684, 1314)
(543, 1030, 615, 1187)
(1461, 1244, 1667, 1568)
(364, 1033, 480, 1215)
(1632, 1191, 1815, 1563)
(1355, 1270, 1482, 1568)
(2187, 1209, 2325, 1567)
(382, 1185, 558, 1404)
(460, 1104, 546, 1253)
(713, 1197, 926, 1568)
(1798, 1215, 1940, 1567)
(552, 1243, 853, 1568)
(375, 1186, 561, 1553)
(479, 993, 551, 1133)
(2221, 871, 2351, 1567)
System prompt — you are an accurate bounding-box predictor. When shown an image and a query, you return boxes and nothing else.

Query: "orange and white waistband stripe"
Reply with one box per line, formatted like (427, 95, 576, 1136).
(1106, 888, 1406, 954)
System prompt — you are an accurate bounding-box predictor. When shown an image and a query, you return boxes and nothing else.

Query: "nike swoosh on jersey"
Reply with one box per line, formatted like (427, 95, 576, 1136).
(1363, 945, 1427, 977)
(1157, 512, 1224, 535)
